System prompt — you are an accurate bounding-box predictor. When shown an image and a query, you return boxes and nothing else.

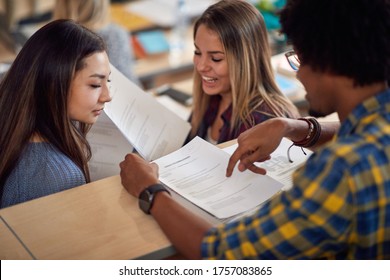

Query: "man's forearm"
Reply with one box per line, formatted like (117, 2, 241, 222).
(151, 192, 213, 259)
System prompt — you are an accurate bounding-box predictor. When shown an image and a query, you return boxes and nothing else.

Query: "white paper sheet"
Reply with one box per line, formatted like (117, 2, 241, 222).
(104, 66, 191, 161)
(223, 138, 312, 191)
(87, 111, 134, 181)
(154, 137, 284, 219)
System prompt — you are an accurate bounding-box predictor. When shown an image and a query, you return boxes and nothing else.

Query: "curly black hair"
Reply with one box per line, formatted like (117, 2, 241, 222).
(279, 0, 390, 86)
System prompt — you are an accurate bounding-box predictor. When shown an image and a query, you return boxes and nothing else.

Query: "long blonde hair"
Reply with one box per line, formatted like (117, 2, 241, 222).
(190, 0, 299, 138)
(53, 0, 110, 30)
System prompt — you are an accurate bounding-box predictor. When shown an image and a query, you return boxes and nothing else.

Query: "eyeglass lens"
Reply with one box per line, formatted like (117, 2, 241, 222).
(288, 54, 300, 71)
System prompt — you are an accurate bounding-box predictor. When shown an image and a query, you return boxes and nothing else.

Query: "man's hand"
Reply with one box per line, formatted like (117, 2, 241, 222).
(119, 153, 160, 198)
(226, 118, 287, 177)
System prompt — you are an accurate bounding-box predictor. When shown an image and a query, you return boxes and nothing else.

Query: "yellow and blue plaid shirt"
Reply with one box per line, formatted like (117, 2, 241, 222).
(201, 88, 390, 259)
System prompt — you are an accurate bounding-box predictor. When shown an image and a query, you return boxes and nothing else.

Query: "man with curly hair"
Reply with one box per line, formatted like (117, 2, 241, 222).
(120, 0, 390, 259)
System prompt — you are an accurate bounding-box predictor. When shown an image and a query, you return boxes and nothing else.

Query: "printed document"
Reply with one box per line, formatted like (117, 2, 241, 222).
(154, 137, 286, 220)
(88, 66, 191, 180)
(87, 111, 134, 181)
(223, 138, 312, 191)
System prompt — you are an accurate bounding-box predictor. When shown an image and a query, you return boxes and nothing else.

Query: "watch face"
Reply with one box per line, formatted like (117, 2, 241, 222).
(138, 184, 170, 214)
(139, 190, 152, 214)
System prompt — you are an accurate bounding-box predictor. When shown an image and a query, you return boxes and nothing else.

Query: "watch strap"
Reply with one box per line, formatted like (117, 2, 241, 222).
(139, 183, 170, 214)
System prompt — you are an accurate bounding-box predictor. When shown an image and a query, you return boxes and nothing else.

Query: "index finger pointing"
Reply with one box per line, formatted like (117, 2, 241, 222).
(226, 146, 246, 177)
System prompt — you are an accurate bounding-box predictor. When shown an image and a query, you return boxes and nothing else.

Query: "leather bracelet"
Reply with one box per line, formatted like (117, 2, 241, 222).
(292, 118, 314, 146)
(292, 117, 321, 148)
(305, 118, 321, 147)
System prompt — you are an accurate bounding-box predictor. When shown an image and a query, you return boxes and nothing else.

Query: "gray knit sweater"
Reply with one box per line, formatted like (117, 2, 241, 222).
(1, 143, 86, 208)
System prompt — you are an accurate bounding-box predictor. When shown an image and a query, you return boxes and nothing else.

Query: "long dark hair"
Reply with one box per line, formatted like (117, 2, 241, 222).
(0, 19, 107, 196)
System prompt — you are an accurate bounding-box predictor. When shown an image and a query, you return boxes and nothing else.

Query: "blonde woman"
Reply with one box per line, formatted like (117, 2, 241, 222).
(187, 0, 299, 144)
(53, 0, 139, 85)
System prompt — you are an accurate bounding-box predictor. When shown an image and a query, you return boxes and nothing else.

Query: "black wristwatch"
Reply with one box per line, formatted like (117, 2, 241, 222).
(139, 184, 170, 214)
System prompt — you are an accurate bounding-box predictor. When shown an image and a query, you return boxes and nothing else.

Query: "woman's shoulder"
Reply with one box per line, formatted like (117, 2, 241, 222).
(19, 142, 84, 175)
(21, 142, 65, 160)
(1, 143, 86, 208)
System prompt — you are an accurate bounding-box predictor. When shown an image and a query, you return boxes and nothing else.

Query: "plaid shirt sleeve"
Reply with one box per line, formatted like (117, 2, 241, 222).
(200, 141, 364, 259)
(201, 90, 390, 259)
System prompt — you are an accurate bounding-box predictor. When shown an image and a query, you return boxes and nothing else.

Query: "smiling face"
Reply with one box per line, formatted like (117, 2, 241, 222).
(68, 51, 112, 124)
(193, 24, 231, 98)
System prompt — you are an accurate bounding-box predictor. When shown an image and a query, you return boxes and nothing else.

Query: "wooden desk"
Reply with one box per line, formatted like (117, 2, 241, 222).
(0, 175, 176, 260)
(0, 216, 33, 259)
(0, 161, 221, 260)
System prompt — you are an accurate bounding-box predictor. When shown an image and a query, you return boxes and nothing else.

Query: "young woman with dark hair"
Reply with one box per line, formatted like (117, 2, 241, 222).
(0, 19, 112, 208)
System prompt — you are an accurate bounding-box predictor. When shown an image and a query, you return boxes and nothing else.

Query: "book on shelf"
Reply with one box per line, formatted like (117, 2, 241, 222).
(131, 30, 170, 59)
